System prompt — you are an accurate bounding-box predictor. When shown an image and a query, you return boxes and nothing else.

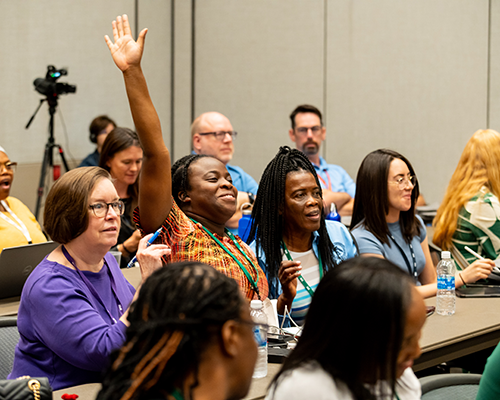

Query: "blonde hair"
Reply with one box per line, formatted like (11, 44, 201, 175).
(433, 129, 500, 249)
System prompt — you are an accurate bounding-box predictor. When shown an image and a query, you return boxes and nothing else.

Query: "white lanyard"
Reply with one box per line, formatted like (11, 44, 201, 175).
(0, 200, 32, 244)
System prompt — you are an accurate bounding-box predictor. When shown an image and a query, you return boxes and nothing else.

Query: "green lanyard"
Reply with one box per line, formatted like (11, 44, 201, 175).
(170, 389, 184, 400)
(189, 218, 260, 299)
(281, 241, 323, 298)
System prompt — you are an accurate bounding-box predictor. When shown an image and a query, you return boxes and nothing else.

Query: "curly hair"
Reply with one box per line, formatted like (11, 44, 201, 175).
(97, 262, 244, 400)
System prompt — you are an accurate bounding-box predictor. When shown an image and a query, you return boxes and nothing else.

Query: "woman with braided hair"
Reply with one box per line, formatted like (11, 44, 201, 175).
(248, 146, 357, 325)
(105, 15, 267, 300)
(98, 261, 258, 400)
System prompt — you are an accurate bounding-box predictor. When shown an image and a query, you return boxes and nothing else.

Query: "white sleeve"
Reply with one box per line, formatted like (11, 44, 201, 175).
(395, 367, 422, 400)
(265, 365, 354, 400)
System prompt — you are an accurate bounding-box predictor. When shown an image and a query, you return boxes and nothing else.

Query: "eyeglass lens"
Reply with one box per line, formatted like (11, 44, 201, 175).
(296, 126, 322, 135)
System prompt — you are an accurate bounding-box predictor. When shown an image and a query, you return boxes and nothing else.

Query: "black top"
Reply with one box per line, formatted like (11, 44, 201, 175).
(111, 197, 136, 268)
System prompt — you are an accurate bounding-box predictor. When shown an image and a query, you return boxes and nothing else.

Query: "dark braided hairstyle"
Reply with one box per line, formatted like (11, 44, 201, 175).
(97, 262, 244, 400)
(171, 154, 209, 208)
(248, 146, 339, 296)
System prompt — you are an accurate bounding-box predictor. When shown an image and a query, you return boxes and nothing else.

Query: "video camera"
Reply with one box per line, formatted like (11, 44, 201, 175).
(33, 65, 76, 98)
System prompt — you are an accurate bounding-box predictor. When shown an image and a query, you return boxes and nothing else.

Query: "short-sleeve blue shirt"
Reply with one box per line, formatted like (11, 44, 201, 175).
(250, 220, 358, 299)
(351, 216, 427, 284)
(226, 164, 259, 194)
(313, 157, 356, 198)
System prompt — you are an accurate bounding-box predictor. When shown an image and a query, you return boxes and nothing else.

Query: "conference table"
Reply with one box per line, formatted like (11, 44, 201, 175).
(416, 296, 500, 371)
(52, 363, 282, 400)
(3, 267, 500, 398)
(49, 293, 500, 399)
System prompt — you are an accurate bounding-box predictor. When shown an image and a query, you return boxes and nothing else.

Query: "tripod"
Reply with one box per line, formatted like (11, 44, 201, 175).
(26, 96, 70, 220)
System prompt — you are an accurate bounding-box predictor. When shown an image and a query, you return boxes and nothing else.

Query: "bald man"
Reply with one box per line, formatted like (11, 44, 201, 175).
(191, 112, 258, 231)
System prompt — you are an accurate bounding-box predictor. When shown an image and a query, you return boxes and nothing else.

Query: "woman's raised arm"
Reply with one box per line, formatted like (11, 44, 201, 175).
(105, 15, 172, 233)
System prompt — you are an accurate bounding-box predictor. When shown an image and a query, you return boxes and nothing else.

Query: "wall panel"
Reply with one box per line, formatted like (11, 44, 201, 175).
(326, 0, 489, 204)
(194, 0, 325, 181)
(489, 0, 500, 131)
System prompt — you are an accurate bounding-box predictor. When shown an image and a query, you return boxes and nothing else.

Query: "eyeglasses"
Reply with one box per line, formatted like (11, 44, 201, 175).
(197, 131, 238, 141)
(89, 201, 125, 218)
(295, 126, 323, 136)
(0, 161, 17, 173)
(389, 175, 417, 189)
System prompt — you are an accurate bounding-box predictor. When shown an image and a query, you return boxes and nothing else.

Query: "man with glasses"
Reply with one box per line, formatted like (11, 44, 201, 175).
(289, 104, 355, 215)
(191, 112, 258, 231)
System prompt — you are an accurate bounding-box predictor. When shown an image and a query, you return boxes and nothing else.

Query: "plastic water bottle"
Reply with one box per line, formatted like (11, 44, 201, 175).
(238, 205, 253, 242)
(250, 300, 268, 378)
(325, 203, 341, 222)
(436, 251, 456, 316)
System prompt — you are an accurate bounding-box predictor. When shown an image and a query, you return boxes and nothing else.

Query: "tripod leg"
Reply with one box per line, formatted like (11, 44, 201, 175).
(34, 144, 51, 220)
(56, 145, 70, 172)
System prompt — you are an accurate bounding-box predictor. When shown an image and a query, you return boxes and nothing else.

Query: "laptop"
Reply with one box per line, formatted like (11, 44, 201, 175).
(456, 285, 500, 298)
(0, 241, 59, 299)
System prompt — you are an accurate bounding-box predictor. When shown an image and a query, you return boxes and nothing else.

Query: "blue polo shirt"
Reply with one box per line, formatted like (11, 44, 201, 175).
(313, 157, 356, 198)
(226, 164, 258, 194)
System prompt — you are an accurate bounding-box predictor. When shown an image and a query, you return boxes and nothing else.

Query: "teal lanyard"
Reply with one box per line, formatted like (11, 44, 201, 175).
(189, 218, 260, 299)
(281, 241, 323, 298)
(170, 389, 183, 400)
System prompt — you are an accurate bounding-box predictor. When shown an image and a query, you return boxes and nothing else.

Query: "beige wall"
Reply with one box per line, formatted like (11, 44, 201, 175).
(2, 0, 497, 217)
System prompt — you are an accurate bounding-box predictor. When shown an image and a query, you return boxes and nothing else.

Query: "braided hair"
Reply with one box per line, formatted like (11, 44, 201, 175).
(97, 262, 244, 400)
(171, 154, 209, 207)
(248, 146, 339, 294)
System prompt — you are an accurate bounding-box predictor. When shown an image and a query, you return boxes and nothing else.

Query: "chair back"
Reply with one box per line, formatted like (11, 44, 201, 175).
(420, 373, 481, 399)
(0, 316, 19, 379)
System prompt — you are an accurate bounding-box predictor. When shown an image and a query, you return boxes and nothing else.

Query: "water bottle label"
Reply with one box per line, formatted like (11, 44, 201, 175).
(253, 326, 266, 347)
(437, 275, 455, 290)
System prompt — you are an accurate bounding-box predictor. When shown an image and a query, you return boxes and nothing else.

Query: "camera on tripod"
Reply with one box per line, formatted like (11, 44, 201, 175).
(27, 64, 76, 219)
(33, 65, 76, 98)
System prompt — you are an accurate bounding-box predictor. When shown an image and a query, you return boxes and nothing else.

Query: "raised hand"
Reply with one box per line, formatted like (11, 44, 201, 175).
(104, 14, 147, 72)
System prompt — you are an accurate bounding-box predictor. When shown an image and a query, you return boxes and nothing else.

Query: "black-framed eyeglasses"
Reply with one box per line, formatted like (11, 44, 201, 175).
(89, 201, 125, 218)
(198, 131, 238, 141)
(295, 126, 322, 136)
(0, 161, 17, 173)
(389, 175, 417, 190)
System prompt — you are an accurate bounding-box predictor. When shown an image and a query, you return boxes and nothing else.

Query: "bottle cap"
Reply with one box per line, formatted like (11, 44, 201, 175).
(441, 251, 451, 259)
(250, 300, 263, 310)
